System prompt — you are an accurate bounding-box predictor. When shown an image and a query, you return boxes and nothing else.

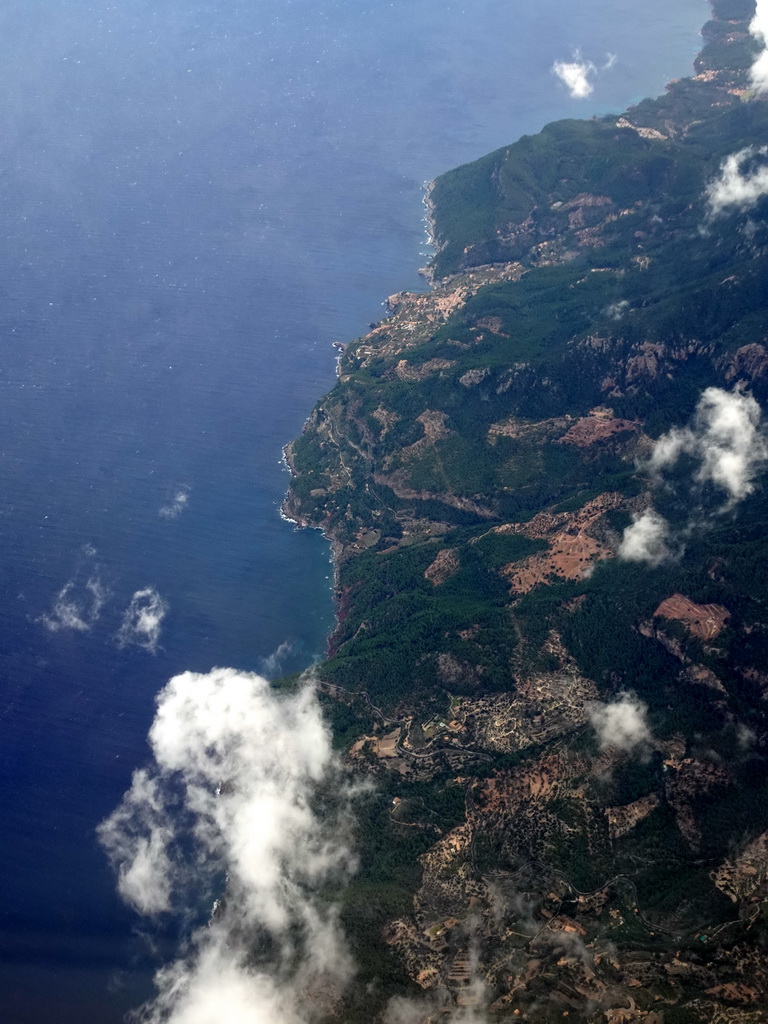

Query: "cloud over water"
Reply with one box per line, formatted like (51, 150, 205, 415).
(99, 669, 355, 1024)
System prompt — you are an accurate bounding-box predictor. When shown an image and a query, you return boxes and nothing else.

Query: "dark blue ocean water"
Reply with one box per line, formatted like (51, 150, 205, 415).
(0, 1, 707, 1020)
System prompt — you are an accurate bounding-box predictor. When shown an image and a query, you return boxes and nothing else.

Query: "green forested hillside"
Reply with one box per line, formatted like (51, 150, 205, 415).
(429, 0, 762, 278)
(286, 3, 768, 1021)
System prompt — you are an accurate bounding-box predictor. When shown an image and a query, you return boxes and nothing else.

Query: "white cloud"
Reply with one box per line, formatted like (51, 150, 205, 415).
(259, 640, 295, 679)
(383, 996, 429, 1024)
(41, 575, 108, 632)
(618, 510, 673, 567)
(751, 0, 768, 92)
(98, 669, 355, 1024)
(160, 485, 191, 519)
(737, 722, 756, 750)
(552, 52, 616, 99)
(542, 927, 593, 966)
(605, 299, 629, 321)
(552, 53, 597, 98)
(706, 146, 768, 217)
(99, 769, 174, 914)
(116, 587, 167, 653)
(147, 936, 320, 1024)
(619, 389, 767, 565)
(649, 387, 767, 508)
(589, 692, 651, 753)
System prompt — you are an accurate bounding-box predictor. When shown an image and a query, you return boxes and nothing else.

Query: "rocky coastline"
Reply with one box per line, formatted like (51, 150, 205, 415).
(279, 4, 768, 1021)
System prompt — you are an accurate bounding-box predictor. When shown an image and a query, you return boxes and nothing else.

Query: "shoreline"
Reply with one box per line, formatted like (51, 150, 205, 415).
(279, 0, 725, 657)
(280, 439, 345, 655)
(418, 180, 438, 285)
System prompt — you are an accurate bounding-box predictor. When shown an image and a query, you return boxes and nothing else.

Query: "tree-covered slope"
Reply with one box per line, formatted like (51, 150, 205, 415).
(428, 0, 761, 279)
(285, 3, 768, 1021)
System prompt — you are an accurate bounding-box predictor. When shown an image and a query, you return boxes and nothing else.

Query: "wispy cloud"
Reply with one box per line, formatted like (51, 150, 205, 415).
(99, 669, 355, 1024)
(605, 299, 630, 321)
(750, 0, 768, 92)
(116, 587, 167, 653)
(737, 722, 757, 750)
(100, 768, 173, 914)
(618, 388, 767, 565)
(706, 146, 768, 218)
(552, 51, 615, 99)
(259, 639, 295, 680)
(385, 941, 490, 1024)
(648, 387, 767, 508)
(159, 485, 191, 520)
(41, 575, 108, 632)
(589, 692, 651, 753)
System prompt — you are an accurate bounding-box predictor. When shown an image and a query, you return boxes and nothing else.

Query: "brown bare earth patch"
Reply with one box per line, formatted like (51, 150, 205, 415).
(436, 652, 482, 687)
(487, 414, 571, 444)
(371, 405, 400, 438)
(424, 548, 460, 586)
(714, 830, 768, 906)
(624, 341, 665, 382)
(373, 468, 496, 517)
(508, 534, 606, 593)
(475, 751, 579, 814)
(350, 727, 400, 759)
(349, 729, 411, 776)
(654, 594, 731, 640)
(394, 358, 456, 382)
(561, 193, 614, 228)
(615, 116, 668, 140)
(417, 410, 452, 442)
(726, 343, 768, 382)
(500, 493, 624, 594)
(705, 983, 760, 1005)
(474, 315, 507, 335)
(558, 406, 638, 447)
(606, 794, 660, 840)
(383, 409, 452, 471)
(458, 367, 490, 387)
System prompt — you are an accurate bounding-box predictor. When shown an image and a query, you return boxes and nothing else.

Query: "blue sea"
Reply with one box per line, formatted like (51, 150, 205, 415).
(0, 1, 707, 1020)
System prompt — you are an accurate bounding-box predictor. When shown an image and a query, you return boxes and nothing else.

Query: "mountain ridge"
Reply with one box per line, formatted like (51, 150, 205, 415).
(284, 3, 768, 1020)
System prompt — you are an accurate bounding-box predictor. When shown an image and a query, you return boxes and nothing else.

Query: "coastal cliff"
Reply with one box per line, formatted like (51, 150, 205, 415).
(285, 2, 768, 1021)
